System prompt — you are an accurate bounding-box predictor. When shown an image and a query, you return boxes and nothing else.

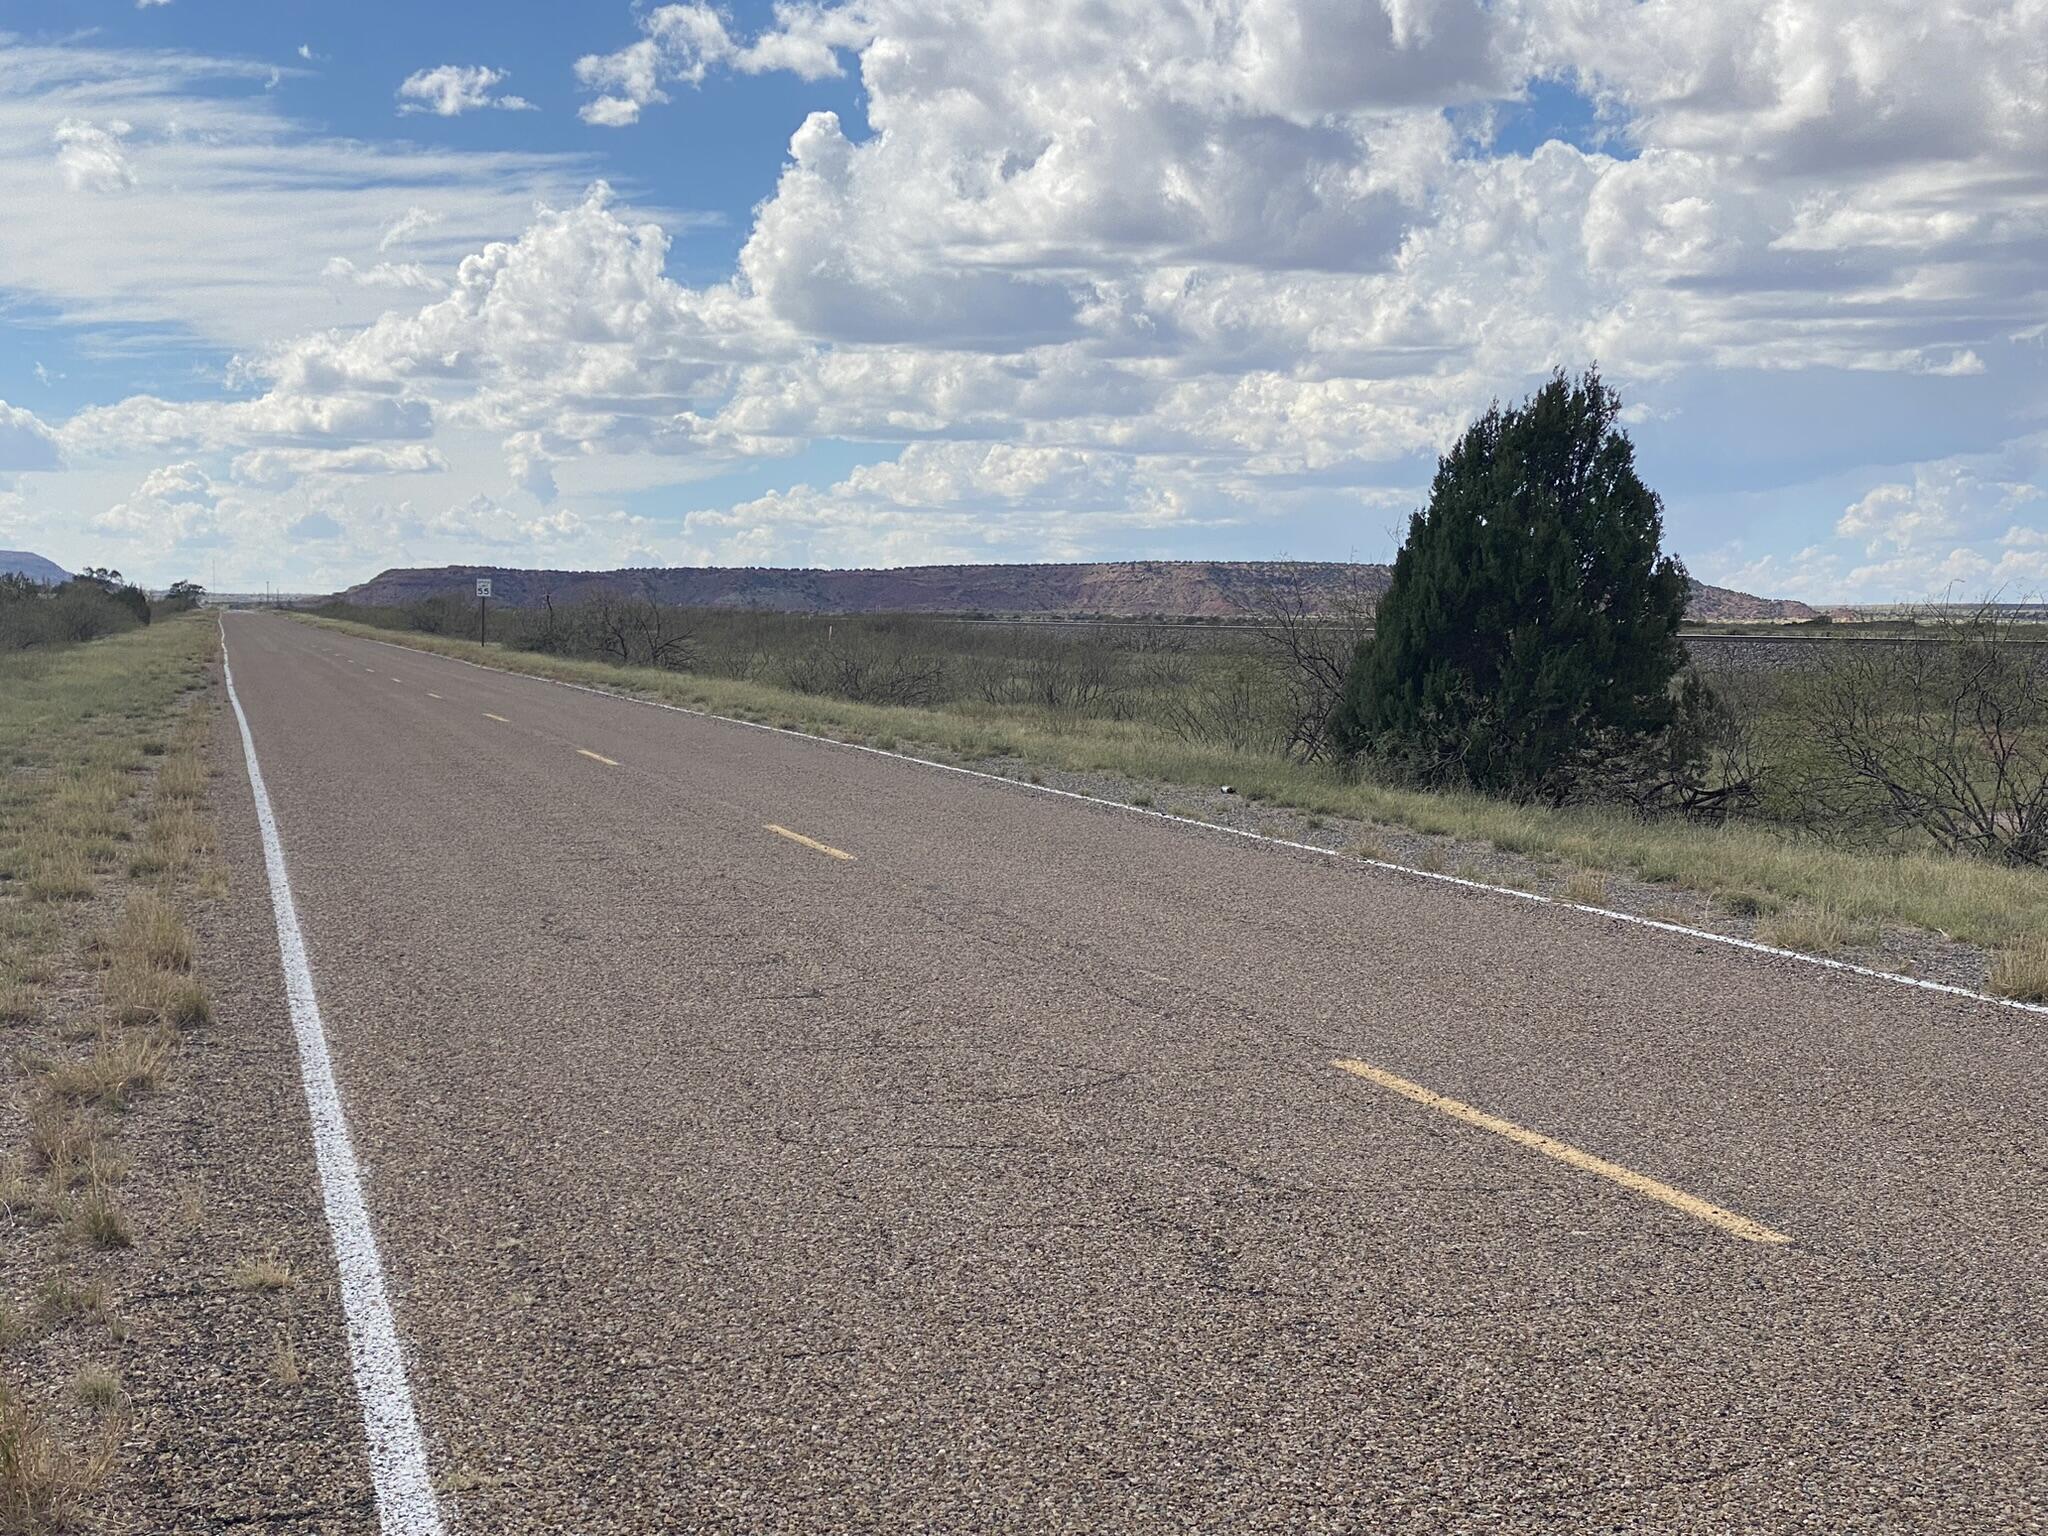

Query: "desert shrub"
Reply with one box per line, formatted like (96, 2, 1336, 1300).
(1160, 659, 1289, 753)
(785, 633, 947, 706)
(0, 574, 146, 652)
(159, 580, 205, 613)
(1780, 604, 2048, 865)
(404, 595, 471, 635)
(1240, 567, 1375, 761)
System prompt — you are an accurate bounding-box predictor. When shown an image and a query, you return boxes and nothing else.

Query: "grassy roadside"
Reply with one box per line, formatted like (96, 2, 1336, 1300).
(0, 614, 220, 1528)
(300, 614, 2048, 988)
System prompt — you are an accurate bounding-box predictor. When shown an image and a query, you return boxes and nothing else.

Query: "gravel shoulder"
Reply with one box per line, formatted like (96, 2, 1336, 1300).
(0, 627, 373, 1533)
(93, 687, 376, 1531)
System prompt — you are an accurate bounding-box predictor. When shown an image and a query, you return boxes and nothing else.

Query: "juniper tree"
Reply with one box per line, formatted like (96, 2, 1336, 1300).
(1334, 369, 1689, 799)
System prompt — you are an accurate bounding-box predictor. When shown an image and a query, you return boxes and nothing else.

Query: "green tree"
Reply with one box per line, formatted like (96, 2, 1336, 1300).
(1334, 369, 1689, 799)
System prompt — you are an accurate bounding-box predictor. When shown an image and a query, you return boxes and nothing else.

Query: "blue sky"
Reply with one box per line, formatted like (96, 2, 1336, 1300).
(1, 0, 2043, 599)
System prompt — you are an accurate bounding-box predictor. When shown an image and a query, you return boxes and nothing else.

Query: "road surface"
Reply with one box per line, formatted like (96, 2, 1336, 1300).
(213, 612, 2044, 1533)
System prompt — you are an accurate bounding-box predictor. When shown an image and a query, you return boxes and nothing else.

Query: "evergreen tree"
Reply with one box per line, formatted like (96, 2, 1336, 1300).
(1334, 369, 1689, 799)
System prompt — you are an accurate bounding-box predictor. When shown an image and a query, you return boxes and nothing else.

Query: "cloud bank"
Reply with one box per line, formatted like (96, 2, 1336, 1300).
(3, 1, 2045, 597)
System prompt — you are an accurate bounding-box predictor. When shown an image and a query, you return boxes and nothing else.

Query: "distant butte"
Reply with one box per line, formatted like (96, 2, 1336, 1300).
(340, 559, 1817, 623)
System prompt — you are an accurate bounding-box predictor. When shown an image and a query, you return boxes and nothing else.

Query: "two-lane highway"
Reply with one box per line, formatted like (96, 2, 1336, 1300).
(216, 611, 2045, 1533)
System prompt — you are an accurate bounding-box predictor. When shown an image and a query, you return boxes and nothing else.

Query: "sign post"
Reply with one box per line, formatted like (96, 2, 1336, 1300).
(476, 577, 492, 647)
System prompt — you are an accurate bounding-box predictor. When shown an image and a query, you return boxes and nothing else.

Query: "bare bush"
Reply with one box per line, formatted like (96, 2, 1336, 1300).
(1787, 604, 2048, 865)
(584, 593, 697, 670)
(1161, 660, 1286, 753)
(524, 593, 573, 655)
(1011, 636, 1122, 715)
(786, 634, 946, 706)
(1564, 670, 1766, 820)
(1239, 569, 1375, 761)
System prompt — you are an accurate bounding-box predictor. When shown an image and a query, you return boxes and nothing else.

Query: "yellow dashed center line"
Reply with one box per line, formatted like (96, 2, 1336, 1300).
(577, 748, 619, 766)
(1329, 1059, 1791, 1245)
(764, 824, 855, 861)
(482, 712, 510, 723)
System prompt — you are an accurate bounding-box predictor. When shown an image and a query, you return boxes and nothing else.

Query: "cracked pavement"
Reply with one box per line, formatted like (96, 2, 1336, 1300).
(214, 613, 2045, 1533)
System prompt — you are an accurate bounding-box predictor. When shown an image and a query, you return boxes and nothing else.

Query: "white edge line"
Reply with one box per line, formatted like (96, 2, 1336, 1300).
(309, 616, 2048, 1020)
(219, 620, 446, 1535)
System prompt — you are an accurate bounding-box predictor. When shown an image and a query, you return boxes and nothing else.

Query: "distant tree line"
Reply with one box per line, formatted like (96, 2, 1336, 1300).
(0, 569, 204, 653)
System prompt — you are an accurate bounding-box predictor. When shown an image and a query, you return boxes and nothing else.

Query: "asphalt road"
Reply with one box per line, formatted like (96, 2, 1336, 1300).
(215, 612, 2045, 1533)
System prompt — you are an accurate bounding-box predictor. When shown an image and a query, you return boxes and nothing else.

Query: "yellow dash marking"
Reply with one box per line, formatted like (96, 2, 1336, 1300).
(1330, 1059, 1790, 1245)
(764, 824, 855, 861)
(577, 748, 619, 766)
(482, 712, 510, 723)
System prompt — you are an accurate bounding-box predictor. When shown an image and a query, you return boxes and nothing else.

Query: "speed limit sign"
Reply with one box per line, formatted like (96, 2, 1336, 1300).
(475, 578, 493, 598)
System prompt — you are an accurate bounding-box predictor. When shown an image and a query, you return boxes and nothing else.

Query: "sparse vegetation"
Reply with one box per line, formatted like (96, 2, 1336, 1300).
(67, 1185, 132, 1250)
(230, 1253, 298, 1293)
(1755, 905, 1879, 957)
(1778, 604, 2047, 866)
(1, 1376, 120, 1530)
(70, 1368, 121, 1414)
(39, 1030, 167, 1111)
(267, 1330, 302, 1387)
(1, 612, 219, 1524)
(33, 1279, 107, 1331)
(1562, 869, 1608, 905)
(1988, 934, 2048, 1003)
(0, 568, 157, 654)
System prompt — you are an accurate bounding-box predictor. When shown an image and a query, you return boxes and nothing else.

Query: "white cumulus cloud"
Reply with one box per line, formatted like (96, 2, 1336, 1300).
(396, 64, 535, 117)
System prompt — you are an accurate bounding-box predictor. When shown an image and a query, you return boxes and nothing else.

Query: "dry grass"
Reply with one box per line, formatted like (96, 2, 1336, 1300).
(70, 1369, 121, 1414)
(152, 753, 209, 806)
(20, 843, 94, 905)
(0, 1159, 39, 1223)
(230, 1253, 298, 1293)
(267, 1331, 302, 1387)
(0, 1379, 122, 1531)
(0, 619, 220, 1482)
(66, 1186, 131, 1251)
(127, 804, 214, 881)
(1755, 905, 1880, 956)
(95, 892, 210, 1028)
(105, 963, 210, 1030)
(117, 893, 193, 973)
(39, 1031, 166, 1112)
(0, 972, 39, 1026)
(24, 1105, 110, 1188)
(1562, 868, 1609, 905)
(1988, 933, 2048, 1004)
